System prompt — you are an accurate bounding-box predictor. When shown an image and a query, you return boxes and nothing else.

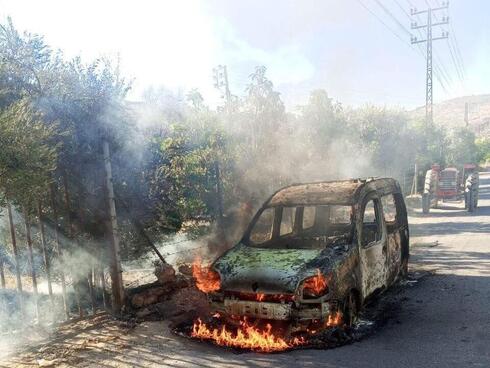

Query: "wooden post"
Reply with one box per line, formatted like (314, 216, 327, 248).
(7, 203, 24, 314)
(49, 184, 69, 320)
(0, 258, 5, 289)
(23, 208, 40, 322)
(103, 139, 124, 314)
(37, 202, 54, 309)
(414, 163, 419, 194)
(88, 267, 96, 315)
(95, 157, 109, 311)
(99, 264, 108, 310)
(62, 174, 84, 318)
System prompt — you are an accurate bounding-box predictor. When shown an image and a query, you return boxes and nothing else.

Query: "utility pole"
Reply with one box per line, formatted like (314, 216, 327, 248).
(213, 65, 231, 105)
(212, 65, 231, 235)
(410, 2, 449, 126)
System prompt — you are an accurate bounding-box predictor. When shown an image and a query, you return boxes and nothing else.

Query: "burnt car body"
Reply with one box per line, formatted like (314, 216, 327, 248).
(209, 178, 409, 330)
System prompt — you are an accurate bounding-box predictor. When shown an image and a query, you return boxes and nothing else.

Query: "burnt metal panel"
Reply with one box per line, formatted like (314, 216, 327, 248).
(269, 180, 363, 206)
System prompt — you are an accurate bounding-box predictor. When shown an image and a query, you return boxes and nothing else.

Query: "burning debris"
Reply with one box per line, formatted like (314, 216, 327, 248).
(192, 258, 221, 293)
(172, 272, 426, 353)
(191, 317, 304, 352)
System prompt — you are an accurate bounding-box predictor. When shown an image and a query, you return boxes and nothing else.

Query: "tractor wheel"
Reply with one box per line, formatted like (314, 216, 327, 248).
(422, 193, 431, 214)
(468, 191, 475, 212)
(465, 173, 479, 213)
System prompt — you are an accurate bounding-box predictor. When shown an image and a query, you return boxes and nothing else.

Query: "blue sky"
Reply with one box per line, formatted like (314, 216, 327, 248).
(0, 0, 488, 109)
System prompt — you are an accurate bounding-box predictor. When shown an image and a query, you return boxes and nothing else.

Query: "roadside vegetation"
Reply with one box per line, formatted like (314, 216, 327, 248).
(0, 16, 487, 290)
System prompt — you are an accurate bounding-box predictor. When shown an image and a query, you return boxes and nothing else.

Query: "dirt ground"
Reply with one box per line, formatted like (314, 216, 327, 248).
(2, 173, 490, 368)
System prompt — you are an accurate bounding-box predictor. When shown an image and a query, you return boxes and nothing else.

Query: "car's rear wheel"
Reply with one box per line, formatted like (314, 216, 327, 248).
(343, 291, 359, 328)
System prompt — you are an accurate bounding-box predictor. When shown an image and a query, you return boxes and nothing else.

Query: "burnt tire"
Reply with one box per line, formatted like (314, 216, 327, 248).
(400, 257, 409, 279)
(343, 291, 359, 328)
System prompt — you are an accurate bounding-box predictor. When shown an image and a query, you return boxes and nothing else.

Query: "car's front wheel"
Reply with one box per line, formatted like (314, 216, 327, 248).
(343, 291, 359, 328)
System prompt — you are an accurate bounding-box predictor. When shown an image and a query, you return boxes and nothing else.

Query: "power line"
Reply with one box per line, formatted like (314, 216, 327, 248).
(356, 0, 411, 46)
(404, 0, 416, 10)
(358, 0, 448, 94)
(447, 38, 464, 81)
(394, 0, 411, 18)
(391, 0, 452, 89)
(391, 0, 451, 91)
(374, 0, 411, 36)
(449, 22, 466, 77)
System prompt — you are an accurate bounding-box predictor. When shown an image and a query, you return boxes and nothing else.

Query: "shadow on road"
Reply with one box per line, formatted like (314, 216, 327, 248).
(410, 221, 490, 236)
(410, 209, 490, 218)
(411, 246, 490, 276)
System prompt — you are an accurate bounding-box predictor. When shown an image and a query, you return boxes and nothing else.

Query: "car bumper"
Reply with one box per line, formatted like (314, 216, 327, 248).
(211, 298, 332, 321)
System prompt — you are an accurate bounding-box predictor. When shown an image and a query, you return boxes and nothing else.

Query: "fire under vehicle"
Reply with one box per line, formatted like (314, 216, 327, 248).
(422, 164, 479, 214)
(203, 178, 409, 332)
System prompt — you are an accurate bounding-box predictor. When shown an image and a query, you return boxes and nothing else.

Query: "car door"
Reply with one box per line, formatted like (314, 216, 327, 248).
(358, 192, 388, 298)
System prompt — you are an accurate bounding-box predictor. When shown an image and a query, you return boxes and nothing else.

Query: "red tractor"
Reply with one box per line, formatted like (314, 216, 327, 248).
(422, 163, 479, 214)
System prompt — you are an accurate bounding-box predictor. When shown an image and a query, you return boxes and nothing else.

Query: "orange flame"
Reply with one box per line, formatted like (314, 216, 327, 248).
(256, 293, 265, 301)
(192, 258, 221, 293)
(303, 269, 328, 295)
(191, 318, 304, 352)
(326, 311, 343, 327)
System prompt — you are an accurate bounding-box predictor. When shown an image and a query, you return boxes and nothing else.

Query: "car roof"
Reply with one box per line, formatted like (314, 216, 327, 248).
(268, 178, 399, 206)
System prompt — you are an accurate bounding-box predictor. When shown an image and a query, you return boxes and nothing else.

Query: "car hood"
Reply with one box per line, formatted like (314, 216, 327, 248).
(213, 243, 330, 294)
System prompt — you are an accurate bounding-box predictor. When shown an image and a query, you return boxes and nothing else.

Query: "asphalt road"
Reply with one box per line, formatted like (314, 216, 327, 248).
(3, 173, 490, 368)
(151, 172, 490, 368)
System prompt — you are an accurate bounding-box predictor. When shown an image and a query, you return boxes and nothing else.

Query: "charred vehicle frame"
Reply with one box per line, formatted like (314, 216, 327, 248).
(206, 178, 410, 332)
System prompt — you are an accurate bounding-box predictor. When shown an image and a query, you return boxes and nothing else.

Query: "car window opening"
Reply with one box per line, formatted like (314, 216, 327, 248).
(361, 199, 383, 246)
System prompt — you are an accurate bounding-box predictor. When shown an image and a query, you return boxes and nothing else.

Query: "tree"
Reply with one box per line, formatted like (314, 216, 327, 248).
(475, 137, 490, 164)
(0, 99, 58, 206)
(445, 128, 478, 166)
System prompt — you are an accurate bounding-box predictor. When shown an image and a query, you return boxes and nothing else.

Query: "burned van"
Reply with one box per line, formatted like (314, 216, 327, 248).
(208, 178, 409, 330)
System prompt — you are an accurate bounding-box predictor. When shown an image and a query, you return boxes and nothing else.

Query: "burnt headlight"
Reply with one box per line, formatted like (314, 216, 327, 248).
(301, 269, 329, 298)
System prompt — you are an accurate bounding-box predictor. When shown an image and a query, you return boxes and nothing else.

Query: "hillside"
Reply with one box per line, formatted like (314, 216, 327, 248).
(410, 94, 490, 136)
